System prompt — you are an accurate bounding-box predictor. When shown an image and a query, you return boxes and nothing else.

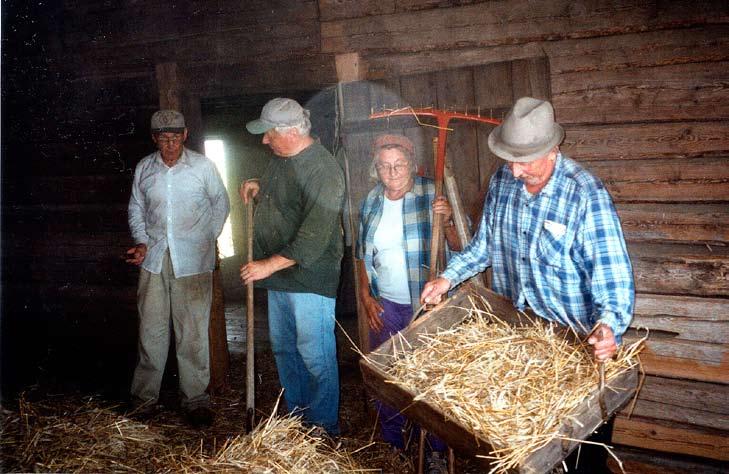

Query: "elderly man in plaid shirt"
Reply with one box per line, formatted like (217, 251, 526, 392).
(421, 97, 634, 473)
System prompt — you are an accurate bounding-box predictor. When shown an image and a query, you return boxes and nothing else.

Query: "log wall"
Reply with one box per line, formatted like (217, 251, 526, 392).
(2, 0, 727, 463)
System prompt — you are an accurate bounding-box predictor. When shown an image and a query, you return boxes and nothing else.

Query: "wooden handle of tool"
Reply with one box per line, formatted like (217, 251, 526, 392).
(245, 200, 255, 431)
(429, 137, 444, 281)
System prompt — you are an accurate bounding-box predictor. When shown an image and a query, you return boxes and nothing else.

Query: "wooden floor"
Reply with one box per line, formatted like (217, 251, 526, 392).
(224, 290, 270, 355)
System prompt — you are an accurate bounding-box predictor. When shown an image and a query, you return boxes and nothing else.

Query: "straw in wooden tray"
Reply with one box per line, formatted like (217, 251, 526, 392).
(378, 295, 645, 474)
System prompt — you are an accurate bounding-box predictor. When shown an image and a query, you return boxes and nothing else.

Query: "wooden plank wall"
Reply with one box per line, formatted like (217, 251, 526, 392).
(2, 5, 159, 389)
(319, 0, 729, 462)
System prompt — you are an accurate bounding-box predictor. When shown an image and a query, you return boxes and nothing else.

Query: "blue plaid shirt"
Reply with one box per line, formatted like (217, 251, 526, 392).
(441, 154, 634, 342)
(357, 176, 440, 310)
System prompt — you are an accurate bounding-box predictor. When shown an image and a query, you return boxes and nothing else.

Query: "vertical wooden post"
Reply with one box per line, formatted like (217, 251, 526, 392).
(155, 61, 229, 393)
(181, 92, 204, 153)
(209, 253, 230, 393)
(155, 62, 181, 111)
(335, 53, 370, 353)
(335, 52, 364, 84)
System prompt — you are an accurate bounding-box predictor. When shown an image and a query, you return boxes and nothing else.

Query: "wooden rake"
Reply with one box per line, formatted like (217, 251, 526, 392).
(369, 107, 501, 279)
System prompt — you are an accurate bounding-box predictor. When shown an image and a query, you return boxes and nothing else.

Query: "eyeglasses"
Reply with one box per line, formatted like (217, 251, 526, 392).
(375, 163, 410, 175)
(156, 136, 184, 145)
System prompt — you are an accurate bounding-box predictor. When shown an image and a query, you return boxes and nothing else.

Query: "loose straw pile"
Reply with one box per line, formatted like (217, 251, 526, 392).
(1, 394, 366, 473)
(378, 296, 644, 473)
(172, 397, 366, 473)
(1, 395, 170, 472)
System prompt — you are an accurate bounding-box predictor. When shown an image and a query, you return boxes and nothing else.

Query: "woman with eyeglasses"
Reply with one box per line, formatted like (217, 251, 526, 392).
(355, 134, 459, 472)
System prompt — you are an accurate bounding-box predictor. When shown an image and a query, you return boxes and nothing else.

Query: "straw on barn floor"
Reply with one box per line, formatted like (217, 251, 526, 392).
(0, 394, 170, 473)
(171, 394, 372, 473)
(1, 391, 373, 473)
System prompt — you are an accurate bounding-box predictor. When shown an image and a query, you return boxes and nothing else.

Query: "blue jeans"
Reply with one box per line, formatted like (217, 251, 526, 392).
(267, 290, 339, 435)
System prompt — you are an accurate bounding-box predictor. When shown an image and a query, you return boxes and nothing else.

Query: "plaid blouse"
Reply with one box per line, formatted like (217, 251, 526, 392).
(441, 154, 634, 342)
(357, 176, 437, 310)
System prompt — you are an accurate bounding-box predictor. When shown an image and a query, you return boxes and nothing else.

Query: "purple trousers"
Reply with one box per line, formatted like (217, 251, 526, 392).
(369, 298, 446, 452)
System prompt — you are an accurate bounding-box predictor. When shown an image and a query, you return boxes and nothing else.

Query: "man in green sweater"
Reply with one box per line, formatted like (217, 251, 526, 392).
(240, 98, 345, 436)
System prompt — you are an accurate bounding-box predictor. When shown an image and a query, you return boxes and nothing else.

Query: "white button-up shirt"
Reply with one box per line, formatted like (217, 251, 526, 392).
(128, 148, 230, 277)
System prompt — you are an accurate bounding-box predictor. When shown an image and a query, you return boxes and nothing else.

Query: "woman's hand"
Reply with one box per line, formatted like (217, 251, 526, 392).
(432, 196, 453, 223)
(361, 292, 385, 332)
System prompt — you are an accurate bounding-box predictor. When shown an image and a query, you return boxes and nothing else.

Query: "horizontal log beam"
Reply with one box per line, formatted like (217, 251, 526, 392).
(628, 242, 729, 297)
(181, 56, 338, 97)
(553, 61, 729, 124)
(633, 293, 729, 344)
(364, 24, 729, 80)
(586, 156, 729, 202)
(62, 2, 319, 48)
(613, 415, 729, 461)
(617, 203, 729, 244)
(618, 375, 729, 430)
(563, 123, 729, 161)
(623, 333, 728, 384)
(321, 0, 729, 54)
(608, 446, 729, 474)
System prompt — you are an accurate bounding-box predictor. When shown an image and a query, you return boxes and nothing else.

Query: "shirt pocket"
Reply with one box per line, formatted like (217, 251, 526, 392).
(536, 227, 567, 268)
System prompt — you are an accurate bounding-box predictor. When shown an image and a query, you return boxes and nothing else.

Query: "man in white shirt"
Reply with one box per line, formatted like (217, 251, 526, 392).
(126, 110, 229, 428)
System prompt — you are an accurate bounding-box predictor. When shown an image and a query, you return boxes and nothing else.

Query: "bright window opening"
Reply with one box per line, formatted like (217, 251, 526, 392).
(204, 139, 235, 258)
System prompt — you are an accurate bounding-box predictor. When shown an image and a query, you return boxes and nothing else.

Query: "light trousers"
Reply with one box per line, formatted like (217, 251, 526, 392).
(131, 251, 212, 409)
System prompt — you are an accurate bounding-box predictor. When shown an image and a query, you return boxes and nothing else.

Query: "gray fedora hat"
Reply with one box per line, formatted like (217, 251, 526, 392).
(488, 97, 564, 162)
(246, 97, 310, 134)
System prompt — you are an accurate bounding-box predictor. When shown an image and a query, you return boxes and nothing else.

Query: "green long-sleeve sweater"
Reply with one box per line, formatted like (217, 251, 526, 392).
(252, 142, 345, 297)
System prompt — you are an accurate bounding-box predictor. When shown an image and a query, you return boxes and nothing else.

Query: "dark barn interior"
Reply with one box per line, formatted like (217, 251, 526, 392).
(2, 1, 728, 472)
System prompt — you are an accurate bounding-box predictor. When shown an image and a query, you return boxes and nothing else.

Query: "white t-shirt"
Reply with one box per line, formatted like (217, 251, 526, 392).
(372, 196, 411, 304)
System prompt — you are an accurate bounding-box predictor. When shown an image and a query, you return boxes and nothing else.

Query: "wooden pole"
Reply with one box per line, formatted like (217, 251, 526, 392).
(429, 137, 445, 280)
(444, 166, 471, 249)
(418, 429, 427, 474)
(207, 252, 230, 394)
(245, 200, 256, 432)
(336, 82, 369, 354)
(444, 167, 486, 289)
